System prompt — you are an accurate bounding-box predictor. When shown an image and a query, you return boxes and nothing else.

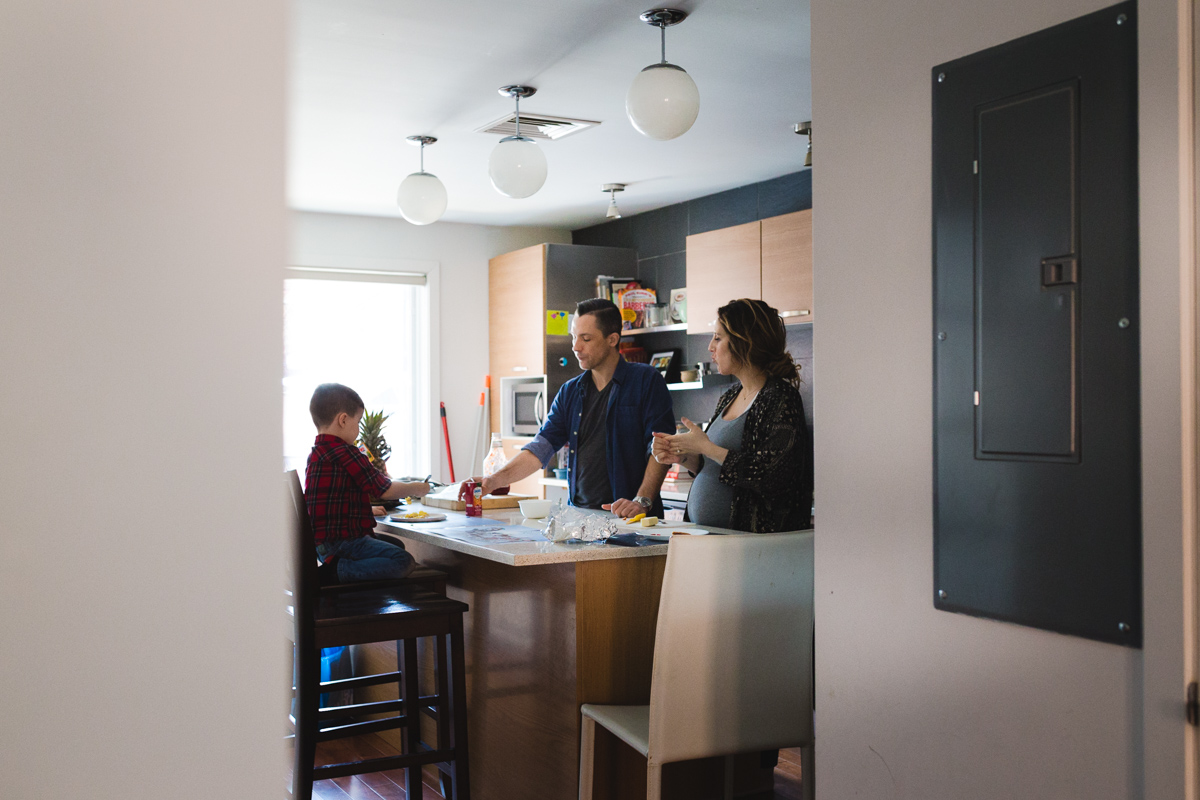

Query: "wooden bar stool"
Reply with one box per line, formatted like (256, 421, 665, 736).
(286, 471, 470, 800)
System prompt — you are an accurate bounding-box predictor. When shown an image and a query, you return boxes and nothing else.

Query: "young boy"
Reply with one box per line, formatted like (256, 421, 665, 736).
(305, 383, 430, 585)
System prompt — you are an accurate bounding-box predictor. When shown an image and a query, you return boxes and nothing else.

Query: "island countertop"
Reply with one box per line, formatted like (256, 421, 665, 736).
(374, 502, 681, 566)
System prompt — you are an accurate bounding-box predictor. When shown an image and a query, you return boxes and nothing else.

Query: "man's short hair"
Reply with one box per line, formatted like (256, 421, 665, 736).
(575, 298, 623, 339)
(310, 383, 364, 428)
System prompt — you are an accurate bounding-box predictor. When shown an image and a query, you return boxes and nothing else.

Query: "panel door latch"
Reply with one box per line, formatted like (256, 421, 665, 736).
(1041, 255, 1078, 287)
(1187, 681, 1199, 726)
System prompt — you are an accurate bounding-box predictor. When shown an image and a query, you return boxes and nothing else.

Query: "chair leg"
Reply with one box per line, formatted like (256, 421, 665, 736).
(578, 715, 596, 800)
(723, 754, 735, 800)
(399, 637, 422, 800)
(292, 641, 318, 800)
(448, 614, 471, 800)
(435, 632, 453, 799)
(646, 762, 663, 800)
(800, 742, 815, 800)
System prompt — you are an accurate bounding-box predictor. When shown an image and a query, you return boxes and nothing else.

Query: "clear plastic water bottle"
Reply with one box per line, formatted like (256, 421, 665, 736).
(482, 433, 510, 496)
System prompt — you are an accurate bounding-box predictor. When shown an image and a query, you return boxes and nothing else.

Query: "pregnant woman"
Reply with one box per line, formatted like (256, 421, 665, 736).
(653, 298, 813, 532)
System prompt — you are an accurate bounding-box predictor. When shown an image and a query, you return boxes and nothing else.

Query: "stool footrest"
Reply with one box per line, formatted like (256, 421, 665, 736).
(318, 698, 403, 721)
(317, 670, 400, 692)
(317, 714, 410, 742)
(314, 748, 456, 781)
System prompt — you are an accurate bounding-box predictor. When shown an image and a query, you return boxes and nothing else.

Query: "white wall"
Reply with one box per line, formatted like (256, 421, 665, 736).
(0, 2, 285, 800)
(290, 211, 570, 480)
(810, 0, 1186, 797)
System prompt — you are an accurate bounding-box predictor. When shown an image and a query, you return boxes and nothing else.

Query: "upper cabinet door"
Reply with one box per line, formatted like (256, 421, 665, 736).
(685, 220, 761, 335)
(489, 245, 545, 381)
(761, 209, 813, 324)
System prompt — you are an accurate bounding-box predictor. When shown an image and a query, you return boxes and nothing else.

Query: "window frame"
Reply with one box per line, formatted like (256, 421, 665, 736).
(285, 255, 440, 479)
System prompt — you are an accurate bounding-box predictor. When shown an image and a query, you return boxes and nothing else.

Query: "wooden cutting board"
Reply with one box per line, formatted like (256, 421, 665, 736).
(422, 491, 536, 511)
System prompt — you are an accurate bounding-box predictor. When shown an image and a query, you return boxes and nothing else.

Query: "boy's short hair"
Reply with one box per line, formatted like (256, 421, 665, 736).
(575, 298, 623, 339)
(310, 383, 364, 428)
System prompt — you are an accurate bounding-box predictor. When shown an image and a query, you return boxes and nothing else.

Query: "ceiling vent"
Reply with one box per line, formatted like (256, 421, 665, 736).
(476, 113, 600, 141)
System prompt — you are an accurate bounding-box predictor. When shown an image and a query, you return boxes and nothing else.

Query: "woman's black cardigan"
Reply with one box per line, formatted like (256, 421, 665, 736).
(701, 375, 813, 533)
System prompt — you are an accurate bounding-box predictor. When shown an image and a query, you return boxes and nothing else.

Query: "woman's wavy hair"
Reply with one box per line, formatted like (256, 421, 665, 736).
(716, 298, 802, 389)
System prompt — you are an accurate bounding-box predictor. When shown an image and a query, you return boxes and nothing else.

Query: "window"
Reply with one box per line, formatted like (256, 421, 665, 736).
(283, 267, 431, 480)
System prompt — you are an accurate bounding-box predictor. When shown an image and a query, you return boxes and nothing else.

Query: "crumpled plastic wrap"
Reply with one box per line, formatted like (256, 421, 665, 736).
(542, 499, 617, 543)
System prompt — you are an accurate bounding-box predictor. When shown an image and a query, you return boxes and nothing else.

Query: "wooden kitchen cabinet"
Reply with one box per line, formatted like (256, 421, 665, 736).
(489, 244, 546, 383)
(684, 220, 761, 335)
(685, 210, 813, 331)
(761, 208, 814, 324)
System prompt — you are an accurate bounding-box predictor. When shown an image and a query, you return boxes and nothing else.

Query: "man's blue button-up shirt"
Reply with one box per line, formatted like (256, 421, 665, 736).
(522, 357, 675, 508)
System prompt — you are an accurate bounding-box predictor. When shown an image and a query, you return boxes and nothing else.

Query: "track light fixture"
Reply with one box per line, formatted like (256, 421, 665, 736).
(603, 183, 626, 219)
(795, 121, 812, 167)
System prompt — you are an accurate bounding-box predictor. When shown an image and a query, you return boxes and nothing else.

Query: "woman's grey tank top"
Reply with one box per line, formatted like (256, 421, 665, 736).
(685, 411, 748, 529)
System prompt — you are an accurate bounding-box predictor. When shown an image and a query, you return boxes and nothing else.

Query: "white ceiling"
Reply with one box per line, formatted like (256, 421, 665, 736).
(289, 0, 812, 229)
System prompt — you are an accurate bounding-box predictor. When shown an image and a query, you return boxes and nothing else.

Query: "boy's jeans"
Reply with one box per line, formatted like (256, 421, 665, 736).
(324, 535, 415, 582)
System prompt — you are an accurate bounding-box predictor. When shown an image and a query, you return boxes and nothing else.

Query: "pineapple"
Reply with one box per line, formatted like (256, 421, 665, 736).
(358, 409, 392, 475)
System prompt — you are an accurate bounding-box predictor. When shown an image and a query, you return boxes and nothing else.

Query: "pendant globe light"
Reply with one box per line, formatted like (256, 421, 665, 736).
(626, 8, 700, 141)
(396, 136, 447, 225)
(489, 86, 547, 199)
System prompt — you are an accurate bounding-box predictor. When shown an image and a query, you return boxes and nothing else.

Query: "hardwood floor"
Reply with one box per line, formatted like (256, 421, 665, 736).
(304, 735, 806, 799)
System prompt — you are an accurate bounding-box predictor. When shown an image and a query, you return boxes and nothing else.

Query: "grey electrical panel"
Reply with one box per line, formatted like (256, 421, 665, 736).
(932, 2, 1140, 646)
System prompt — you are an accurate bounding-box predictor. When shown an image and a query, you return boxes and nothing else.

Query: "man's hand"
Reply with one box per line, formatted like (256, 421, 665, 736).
(604, 498, 648, 518)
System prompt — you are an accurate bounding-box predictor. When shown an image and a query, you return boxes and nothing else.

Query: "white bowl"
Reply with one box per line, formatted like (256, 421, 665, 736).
(518, 499, 552, 519)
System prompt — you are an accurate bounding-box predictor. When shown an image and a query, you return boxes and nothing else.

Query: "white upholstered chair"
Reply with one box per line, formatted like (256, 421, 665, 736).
(578, 531, 815, 800)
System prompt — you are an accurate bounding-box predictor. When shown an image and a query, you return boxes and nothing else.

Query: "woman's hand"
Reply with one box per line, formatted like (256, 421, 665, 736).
(666, 418, 710, 456)
(652, 431, 682, 465)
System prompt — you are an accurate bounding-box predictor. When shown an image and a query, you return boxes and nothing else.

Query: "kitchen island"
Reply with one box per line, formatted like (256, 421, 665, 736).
(362, 504, 775, 800)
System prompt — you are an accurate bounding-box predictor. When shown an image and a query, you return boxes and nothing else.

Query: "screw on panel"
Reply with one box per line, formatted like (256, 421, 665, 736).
(937, 72, 945, 83)
(937, 589, 947, 599)
(1117, 13, 1127, 24)
(1118, 317, 1130, 328)
(1118, 622, 1131, 632)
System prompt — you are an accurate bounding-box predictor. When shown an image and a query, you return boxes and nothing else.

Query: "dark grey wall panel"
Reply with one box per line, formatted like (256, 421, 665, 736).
(688, 184, 759, 235)
(633, 203, 688, 258)
(932, 1, 1140, 647)
(759, 171, 813, 218)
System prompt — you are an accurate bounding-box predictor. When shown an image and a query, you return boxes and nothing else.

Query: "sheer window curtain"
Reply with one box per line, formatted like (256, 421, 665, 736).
(283, 266, 431, 482)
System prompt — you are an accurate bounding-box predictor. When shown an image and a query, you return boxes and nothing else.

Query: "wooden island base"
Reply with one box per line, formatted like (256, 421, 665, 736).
(357, 535, 775, 799)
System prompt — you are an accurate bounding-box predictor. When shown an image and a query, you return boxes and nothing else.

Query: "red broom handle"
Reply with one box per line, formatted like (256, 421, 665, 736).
(440, 402, 456, 483)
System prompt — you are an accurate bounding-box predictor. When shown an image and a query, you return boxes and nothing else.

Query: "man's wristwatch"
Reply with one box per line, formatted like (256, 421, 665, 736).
(632, 496, 653, 510)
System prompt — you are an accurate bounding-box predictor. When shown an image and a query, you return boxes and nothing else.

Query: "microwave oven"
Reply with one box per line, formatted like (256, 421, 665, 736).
(501, 375, 547, 437)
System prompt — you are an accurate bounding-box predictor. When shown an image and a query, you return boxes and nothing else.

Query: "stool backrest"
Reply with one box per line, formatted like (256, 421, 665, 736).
(286, 469, 318, 631)
(647, 531, 814, 766)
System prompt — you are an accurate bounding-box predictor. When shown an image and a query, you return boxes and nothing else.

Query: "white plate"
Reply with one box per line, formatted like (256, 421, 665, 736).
(388, 512, 447, 523)
(612, 519, 696, 533)
(638, 528, 709, 541)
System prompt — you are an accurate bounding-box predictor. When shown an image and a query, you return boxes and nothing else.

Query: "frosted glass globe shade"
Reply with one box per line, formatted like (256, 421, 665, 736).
(626, 63, 700, 141)
(488, 136, 547, 199)
(396, 171, 447, 225)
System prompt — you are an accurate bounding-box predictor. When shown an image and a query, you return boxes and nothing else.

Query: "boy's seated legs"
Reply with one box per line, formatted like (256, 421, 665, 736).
(328, 535, 415, 583)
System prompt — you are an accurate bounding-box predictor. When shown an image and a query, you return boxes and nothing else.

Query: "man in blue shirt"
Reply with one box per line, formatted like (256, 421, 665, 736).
(478, 298, 675, 518)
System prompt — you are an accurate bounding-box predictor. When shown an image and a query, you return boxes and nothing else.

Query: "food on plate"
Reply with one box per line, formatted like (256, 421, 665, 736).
(398, 510, 432, 520)
(639, 516, 660, 528)
(626, 512, 646, 524)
